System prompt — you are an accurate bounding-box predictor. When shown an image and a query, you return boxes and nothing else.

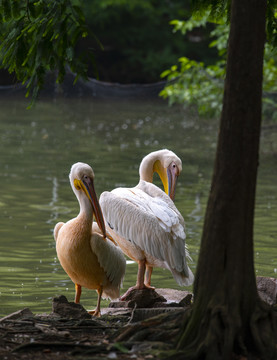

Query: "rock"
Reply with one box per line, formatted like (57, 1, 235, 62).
(107, 288, 193, 323)
(109, 288, 193, 311)
(52, 295, 92, 319)
(179, 294, 193, 307)
(0, 308, 34, 322)
(109, 300, 133, 309)
(130, 307, 185, 323)
(257, 276, 277, 305)
(156, 288, 193, 306)
(109, 288, 167, 309)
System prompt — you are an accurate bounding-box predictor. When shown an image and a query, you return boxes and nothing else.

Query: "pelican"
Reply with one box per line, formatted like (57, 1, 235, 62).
(54, 162, 126, 316)
(99, 149, 194, 297)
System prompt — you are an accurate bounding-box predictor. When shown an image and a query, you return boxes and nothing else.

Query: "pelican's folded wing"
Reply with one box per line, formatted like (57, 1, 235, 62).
(99, 187, 188, 274)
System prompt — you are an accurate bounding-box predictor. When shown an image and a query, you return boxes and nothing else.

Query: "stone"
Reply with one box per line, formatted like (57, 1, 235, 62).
(0, 308, 34, 322)
(179, 294, 193, 307)
(110, 288, 166, 309)
(257, 276, 277, 306)
(109, 300, 133, 309)
(51, 295, 91, 319)
(130, 307, 185, 323)
(109, 288, 193, 311)
(155, 288, 192, 305)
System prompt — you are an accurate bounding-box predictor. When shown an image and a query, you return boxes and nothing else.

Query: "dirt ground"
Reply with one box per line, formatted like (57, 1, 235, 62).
(1, 280, 276, 360)
(0, 289, 191, 360)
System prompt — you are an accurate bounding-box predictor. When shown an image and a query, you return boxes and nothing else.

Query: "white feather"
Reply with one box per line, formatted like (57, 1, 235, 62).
(90, 226, 126, 299)
(100, 180, 193, 286)
(99, 150, 194, 288)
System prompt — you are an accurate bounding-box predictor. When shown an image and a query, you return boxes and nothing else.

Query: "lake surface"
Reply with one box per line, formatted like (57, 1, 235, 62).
(0, 96, 276, 316)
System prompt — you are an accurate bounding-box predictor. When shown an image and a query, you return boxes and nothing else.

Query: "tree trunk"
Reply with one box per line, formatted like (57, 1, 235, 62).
(175, 0, 277, 359)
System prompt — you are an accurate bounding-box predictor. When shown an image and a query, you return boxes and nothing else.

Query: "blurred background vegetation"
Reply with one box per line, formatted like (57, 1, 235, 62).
(0, 0, 277, 119)
(0, 0, 218, 85)
(80, 0, 218, 83)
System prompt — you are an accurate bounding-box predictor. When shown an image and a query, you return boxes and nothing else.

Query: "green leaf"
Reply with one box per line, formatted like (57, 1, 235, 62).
(160, 69, 171, 78)
(66, 46, 74, 61)
(112, 342, 129, 354)
(161, 9, 277, 120)
(72, 5, 85, 22)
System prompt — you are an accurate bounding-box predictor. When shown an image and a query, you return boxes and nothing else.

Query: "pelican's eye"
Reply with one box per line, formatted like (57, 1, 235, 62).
(169, 162, 179, 176)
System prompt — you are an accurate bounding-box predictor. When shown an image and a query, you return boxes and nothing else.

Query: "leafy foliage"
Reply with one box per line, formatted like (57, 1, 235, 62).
(160, 58, 225, 117)
(0, 0, 92, 105)
(0, 0, 218, 96)
(160, 10, 277, 120)
(80, 0, 215, 83)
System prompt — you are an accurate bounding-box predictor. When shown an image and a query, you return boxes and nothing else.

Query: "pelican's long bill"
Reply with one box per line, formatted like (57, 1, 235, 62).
(79, 177, 107, 239)
(154, 160, 179, 201)
(167, 162, 179, 201)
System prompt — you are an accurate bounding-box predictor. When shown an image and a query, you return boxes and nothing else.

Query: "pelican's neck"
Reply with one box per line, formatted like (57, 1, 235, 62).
(76, 191, 93, 225)
(139, 153, 156, 183)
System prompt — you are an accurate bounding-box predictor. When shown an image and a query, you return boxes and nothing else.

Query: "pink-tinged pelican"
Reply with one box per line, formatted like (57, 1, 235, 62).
(54, 162, 126, 316)
(99, 149, 194, 297)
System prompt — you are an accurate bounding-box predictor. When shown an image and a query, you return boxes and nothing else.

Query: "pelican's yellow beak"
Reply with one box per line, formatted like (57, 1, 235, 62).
(74, 177, 106, 238)
(153, 160, 179, 201)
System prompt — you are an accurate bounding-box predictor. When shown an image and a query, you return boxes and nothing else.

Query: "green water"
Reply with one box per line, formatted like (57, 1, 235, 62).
(0, 97, 276, 316)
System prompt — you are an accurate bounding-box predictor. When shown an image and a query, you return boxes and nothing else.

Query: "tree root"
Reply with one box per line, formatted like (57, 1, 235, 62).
(168, 300, 277, 360)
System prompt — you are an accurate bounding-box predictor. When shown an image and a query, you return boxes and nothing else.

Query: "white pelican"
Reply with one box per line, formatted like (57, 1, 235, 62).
(54, 162, 126, 316)
(99, 149, 194, 297)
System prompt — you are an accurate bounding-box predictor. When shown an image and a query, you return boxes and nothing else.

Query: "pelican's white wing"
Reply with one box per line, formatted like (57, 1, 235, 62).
(90, 223, 126, 299)
(100, 180, 193, 285)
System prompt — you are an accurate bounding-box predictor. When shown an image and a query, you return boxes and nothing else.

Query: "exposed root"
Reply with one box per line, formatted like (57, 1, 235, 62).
(169, 299, 277, 360)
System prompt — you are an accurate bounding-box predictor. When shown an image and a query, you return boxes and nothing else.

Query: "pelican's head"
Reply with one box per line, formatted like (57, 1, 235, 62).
(139, 149, 182, 201)
(69, 162, 106, 238)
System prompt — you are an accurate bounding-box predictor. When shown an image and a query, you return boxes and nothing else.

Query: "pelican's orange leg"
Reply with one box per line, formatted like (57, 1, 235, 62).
(75, 284, 82, 303)
(88, 287, 103, 317)
(145, 265, 155, 290)
(136, 259, 146, 289)
(120, 259, 152, 300)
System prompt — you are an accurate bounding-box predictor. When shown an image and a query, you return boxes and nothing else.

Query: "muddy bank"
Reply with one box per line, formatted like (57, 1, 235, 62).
(0, 288, 192, 360)
(0, 278, 276, 360)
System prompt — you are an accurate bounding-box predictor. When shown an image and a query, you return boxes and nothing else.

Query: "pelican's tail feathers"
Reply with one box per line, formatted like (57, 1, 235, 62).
(171, 266, 194, 287)
(102, 286, 121, 300)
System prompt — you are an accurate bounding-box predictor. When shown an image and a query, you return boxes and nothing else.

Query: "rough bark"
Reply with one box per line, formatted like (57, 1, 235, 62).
(176, 0, 277, 359)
